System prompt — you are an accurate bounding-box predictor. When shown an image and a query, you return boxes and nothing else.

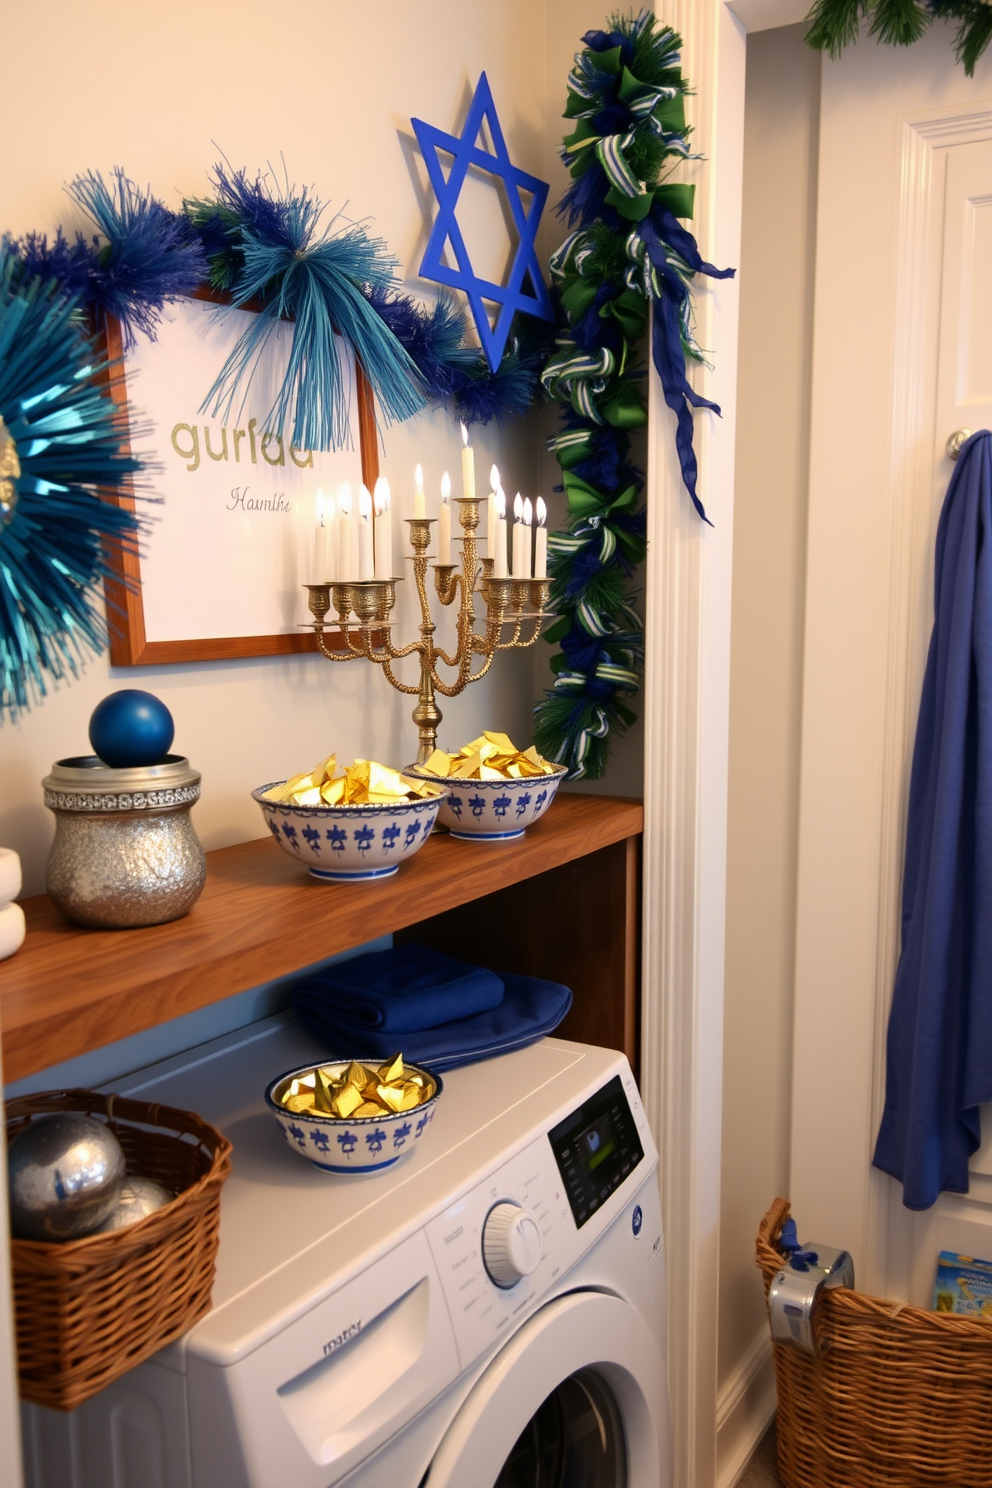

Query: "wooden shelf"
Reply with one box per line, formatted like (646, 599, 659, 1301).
(1, 795, 642, 1085)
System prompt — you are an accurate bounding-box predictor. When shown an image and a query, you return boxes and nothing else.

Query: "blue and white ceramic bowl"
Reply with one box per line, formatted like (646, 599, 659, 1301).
(408, 764, 568, 842)
(265, 1061, 443, 1174)
(252, 782, 447, 882)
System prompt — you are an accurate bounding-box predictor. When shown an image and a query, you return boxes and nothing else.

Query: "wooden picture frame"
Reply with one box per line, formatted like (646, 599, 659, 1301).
(101, 288, 380, 665)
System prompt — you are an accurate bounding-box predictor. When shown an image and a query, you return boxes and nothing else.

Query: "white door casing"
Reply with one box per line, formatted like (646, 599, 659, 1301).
(789, 28, 992, 1300)
(641, 5, 744, 1488)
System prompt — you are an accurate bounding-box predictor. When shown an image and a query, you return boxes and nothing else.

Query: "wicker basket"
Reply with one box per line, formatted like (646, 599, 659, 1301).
(757, 1198, 992, 1488)
(6, 1088, 232, 1411)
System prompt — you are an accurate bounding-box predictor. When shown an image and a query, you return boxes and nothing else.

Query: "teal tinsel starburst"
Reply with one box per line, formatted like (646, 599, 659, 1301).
(0, 257, 143, 722)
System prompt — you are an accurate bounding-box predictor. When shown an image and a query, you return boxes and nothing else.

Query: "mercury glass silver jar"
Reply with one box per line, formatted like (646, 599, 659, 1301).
(42, 755, 206, 928)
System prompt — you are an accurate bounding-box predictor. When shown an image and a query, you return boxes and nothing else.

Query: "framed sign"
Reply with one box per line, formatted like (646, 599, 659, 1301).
(102, 289, 379, 664)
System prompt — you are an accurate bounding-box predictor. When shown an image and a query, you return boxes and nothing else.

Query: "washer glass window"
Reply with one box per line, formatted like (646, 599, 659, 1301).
(493, 1367, 626, 1488)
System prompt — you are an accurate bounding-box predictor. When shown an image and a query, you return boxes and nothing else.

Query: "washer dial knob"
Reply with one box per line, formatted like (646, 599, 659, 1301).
(483, 1201, 543, 1288)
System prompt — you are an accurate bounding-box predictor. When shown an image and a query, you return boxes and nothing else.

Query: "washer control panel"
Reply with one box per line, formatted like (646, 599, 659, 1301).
(547, 1074, 645, 1228)
(425, 1072, 650, 1369)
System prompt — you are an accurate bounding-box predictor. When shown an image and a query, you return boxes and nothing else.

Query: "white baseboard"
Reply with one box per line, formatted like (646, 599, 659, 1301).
(715, 1327, 777, 1488)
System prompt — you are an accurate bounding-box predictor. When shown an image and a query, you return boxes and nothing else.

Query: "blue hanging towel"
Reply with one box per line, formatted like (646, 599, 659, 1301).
(873, 431, 992, 1209)
(292, 943, 573, 1071)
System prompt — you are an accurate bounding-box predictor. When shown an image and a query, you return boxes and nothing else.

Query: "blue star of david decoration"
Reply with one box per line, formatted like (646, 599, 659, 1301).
(412, 73, 553, 373)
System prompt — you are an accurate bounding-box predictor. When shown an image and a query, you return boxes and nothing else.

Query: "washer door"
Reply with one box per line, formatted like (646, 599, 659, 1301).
(425, 1291, 670, 1488)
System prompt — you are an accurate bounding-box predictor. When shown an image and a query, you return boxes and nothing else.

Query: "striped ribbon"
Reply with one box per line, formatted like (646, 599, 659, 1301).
(594, 135, 642, 198)
(577, 599, 610, 636)
(541, 343, 615, 424)
(573, 710, 610, 776)
(549, 231, 595, 283)
(546, 427, 591, 460)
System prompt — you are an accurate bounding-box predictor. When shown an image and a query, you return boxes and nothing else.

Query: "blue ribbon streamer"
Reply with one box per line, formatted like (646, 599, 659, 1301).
(637, 213, 735, 524)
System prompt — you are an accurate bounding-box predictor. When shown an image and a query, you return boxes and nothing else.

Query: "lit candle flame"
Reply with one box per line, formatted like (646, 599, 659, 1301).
(338, 482, 352, 516)
(496, 490, 506, 519)
(513, 492, 523, 522)
(536, 496, 547, 527)
(359, 485, 373, 520)
(441, 470, 451, 503)
(414, 463, 424, 491)
(523, 496, 533, 527)
(460, 421, 470, 448)
(315, 488, 326, 524)
(373, 476, 390, 516)
(490, 464, 500, 492)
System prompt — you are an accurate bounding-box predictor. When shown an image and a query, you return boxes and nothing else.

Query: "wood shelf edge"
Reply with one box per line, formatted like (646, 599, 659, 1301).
(1, 794, 642, 1084)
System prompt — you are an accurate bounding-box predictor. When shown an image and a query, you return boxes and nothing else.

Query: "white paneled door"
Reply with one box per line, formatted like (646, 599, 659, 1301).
(791, 26, 992, 1301)
(936, 140, 992, 468)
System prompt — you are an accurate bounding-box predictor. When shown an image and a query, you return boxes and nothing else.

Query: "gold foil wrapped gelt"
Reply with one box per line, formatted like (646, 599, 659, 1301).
(262, 755, 443, 807)
(379, 1053, 404, 1084)
(277, 1055, 436, 1120)
(411, 732, 558, 782)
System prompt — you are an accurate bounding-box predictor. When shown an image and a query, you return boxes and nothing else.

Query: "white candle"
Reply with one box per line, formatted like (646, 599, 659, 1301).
(535, 496, 548, 580)
(487, 464, 500, 556)
(373, 476, 392, 579)
(438, 471, 452, 565)
(414, 463, 426, 520)
(511, 492, 525, 578)
(314, 488, 330, 580)
(494, 490, 508, 578)
(325, 490, 338, 581)
(460, 422, 476, 501)
(337, 482, 357, 579)
(358, 484, 374, 581)
(522, 497, 534, 579)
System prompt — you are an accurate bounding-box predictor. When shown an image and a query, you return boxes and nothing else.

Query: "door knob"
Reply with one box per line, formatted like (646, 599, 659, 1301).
(947, 429, 973, 461)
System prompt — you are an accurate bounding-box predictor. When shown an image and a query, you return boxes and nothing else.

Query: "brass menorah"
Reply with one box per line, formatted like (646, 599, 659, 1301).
(303, 495, 551, 763)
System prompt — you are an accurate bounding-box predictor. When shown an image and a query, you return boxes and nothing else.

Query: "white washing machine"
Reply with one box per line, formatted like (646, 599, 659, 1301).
(20, 1015, 672, 1488)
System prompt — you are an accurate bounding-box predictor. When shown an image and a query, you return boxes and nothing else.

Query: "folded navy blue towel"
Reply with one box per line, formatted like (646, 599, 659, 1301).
(292, 942, 504, 1034)
(293, 958, 573, 1072)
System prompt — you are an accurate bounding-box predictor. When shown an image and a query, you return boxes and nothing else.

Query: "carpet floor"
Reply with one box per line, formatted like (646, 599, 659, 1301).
(737, 1421, 783, 1488)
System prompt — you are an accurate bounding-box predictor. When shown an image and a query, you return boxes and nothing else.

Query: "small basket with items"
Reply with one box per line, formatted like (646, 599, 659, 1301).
(6, 1088, 231, 1410)
(757, 1197, 992, 1488)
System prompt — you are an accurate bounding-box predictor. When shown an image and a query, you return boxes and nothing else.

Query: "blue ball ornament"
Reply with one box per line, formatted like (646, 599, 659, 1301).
(89, 690, 175, 769)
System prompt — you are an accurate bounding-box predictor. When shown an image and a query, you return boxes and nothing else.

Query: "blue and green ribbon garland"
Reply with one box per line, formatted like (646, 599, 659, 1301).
(534, 9, 734, 780)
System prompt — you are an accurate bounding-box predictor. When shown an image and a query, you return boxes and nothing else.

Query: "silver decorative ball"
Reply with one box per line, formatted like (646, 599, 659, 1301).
(7, 1114, 126, 1241)
(93, 1175, 171, 1233)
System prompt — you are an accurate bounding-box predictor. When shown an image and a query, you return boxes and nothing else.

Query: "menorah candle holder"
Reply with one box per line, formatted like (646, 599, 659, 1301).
(302, 497, 552, 763)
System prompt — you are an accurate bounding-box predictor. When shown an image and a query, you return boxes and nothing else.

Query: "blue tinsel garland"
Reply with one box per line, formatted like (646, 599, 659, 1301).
(3, 163, 551, 454)
(0, 162, 550, 720)
(0, 257, 143, 722)
(533, 10, 734, 780)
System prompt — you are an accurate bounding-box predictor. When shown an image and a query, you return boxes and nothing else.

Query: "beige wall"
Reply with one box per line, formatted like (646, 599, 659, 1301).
(0, 0, 625, 896)
(719, 18, 819, 1399)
